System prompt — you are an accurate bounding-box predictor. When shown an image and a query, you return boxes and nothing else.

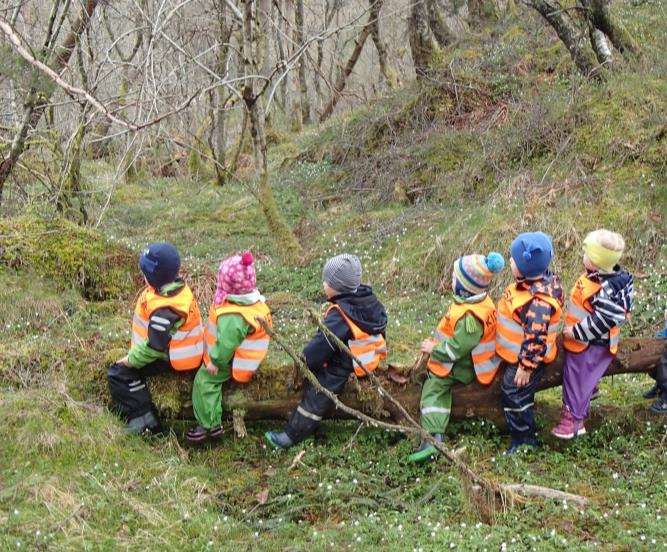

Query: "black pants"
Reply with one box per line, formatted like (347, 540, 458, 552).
(501, 363, 546, 442)
(651, 342, 667, 398)
(285, 362, 352, 444)
(107, 360, 170, 420)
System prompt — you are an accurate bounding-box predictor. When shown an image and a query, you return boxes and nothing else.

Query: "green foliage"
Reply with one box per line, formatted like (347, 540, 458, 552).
(0, 214, 138, 301)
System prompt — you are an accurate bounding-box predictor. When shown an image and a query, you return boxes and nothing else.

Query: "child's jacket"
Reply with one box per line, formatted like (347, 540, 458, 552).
(428, 294, 500, 384)
(202, 292, 272, 383)
(304, 285, 388, 375)
(564, 267, 633, 354)
(496, 272, 564, 370)
(130, 280, 204, 370)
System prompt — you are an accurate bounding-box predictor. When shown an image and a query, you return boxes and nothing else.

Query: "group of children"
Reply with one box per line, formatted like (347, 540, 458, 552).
(108, 227, 664, 457)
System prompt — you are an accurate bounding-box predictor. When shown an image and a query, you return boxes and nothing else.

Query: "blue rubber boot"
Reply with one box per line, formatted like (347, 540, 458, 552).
(265, 431, 294, 450)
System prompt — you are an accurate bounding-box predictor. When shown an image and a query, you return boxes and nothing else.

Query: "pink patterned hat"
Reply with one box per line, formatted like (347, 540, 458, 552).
(214, 252, 257, 305)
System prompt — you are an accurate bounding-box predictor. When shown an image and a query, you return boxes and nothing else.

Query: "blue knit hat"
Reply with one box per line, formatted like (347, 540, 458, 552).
(509, 232, 553, 278)
(139, 242, 181, 288)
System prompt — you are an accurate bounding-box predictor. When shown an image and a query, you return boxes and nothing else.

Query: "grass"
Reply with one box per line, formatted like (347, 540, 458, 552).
(2, 0, 667, 548)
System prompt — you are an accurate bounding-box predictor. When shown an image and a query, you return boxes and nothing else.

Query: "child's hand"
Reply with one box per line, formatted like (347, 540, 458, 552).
(205, 362, 218, 376)
(420, 339, 435, 354)
(563, 326, 574, 340)
(514, 367, 531, 387)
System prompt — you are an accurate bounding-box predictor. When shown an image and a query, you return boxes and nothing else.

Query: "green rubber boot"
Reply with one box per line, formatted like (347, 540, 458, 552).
(407, 433, 443, 463)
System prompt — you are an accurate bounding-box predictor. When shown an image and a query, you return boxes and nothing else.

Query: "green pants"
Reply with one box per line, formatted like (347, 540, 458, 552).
(419, 363, 476, 434)
(192, 364, 232, 429)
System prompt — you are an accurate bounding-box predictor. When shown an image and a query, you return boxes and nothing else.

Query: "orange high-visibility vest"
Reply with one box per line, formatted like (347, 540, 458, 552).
(563, 273, 623, 354)
(427, 295, 501, 384)
(325, 305, 387, 378)
(496, 284, 563, 365)
(130, 284, 204, 371)
(203, 301, 272, 383)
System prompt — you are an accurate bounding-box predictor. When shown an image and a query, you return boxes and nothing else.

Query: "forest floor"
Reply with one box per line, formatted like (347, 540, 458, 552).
(2, 1, 667, 550)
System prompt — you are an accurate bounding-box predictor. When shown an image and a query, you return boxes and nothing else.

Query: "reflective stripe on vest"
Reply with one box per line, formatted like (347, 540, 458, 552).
(563, 273, 623, 355)
(203, 301, 272, 383)
(129, 284, 204, 371)
(495, 284, 562, 365)
(325, 305, 387, 378)
(427, 295, 501, 384)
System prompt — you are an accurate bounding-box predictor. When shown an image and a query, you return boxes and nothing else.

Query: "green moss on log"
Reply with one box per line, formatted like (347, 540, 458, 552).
(0, 215, 139, 300)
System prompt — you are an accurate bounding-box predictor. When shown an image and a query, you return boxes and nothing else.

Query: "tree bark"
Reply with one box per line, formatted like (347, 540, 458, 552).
(294, 0, 312, 125)
(528, 0, 602, 80)
(319, 21, 373, 122)
(0, 0, 100, 203)
(408, 0, 438, 80)
(426, 0, 457, 48)
(156, 338, 663, 425)
(368, 0, 397, 88)
(580, 0, 639, 58)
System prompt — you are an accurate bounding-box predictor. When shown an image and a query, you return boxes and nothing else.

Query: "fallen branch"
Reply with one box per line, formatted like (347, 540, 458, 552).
(256, 315, 590, 520)
(505, 484, 589, 507)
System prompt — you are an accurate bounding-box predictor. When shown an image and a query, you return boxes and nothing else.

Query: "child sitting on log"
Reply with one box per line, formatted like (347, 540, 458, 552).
(265, 254, 388, 449)
(186, 252, 272, 443)
(497, 232, 564, 455)
(108, 243, 204, 434)
(408, 252, 505, 463)
(553, 230, 633, 438)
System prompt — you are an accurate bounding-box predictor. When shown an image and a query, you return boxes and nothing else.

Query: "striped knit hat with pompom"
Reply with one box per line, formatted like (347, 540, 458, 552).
(453, 252, 505, 297)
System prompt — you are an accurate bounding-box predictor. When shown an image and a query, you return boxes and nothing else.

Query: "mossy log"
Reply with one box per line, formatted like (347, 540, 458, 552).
(153, 338, 662, 427)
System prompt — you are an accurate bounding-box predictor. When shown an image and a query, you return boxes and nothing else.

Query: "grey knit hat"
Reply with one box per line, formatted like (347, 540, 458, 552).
(322, 254, 362, 294)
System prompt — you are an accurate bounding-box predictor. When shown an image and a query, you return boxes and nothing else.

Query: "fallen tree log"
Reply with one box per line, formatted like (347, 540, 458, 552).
(152, 337, 662, 427)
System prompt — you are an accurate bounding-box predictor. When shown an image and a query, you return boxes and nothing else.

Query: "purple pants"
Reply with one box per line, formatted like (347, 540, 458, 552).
(563, 344, 615, 420)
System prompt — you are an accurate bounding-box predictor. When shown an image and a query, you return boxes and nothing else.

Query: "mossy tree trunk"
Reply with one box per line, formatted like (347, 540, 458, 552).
(294, 0, 312, 125)
(579, 0, 639, 58)
(528, 0, 602, 80)
(528, 0, 638, 79)
(408, 0, 439, 80)
(242, 0, 303, 264)
(368, 0, 398, 88)
(162, 338, 663, 426)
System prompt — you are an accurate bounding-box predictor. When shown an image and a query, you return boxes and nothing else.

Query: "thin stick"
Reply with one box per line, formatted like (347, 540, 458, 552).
(255, 317, 415, 434)
(257, 315, 508, 513)
(304, 309, 499, 490)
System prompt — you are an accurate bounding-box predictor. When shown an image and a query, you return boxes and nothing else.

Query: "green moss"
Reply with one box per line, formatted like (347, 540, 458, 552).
(0, 215, 138, 301)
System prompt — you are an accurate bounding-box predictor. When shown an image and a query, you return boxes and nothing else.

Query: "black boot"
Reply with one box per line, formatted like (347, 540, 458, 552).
(126, 411, 161, 435)
(643, 384, 660, 399)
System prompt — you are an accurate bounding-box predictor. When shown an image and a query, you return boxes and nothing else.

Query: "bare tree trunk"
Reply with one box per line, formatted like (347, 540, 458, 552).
(528, 0, 602, 79)
(425, 0, 457, 48)
(319, 20, 374, 122)
(409, 0, 438, 79)
(0, 0, 100, 204)
(294, 0, 312, 124)
(368, 0, 397, 88)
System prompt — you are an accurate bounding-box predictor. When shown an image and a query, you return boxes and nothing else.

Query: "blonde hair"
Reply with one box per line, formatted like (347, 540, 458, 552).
(585, 229, 625, 253)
